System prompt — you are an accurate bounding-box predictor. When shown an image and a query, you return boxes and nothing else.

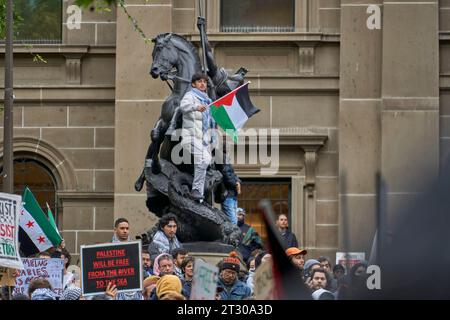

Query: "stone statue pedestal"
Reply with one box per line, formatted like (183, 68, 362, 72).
(183, 242, 234, 266)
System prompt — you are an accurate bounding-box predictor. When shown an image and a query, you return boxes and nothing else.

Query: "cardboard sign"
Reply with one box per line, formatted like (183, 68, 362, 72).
(13, 258, 65, 296)
(81, 241, 142, 296)
(253, 260, 275, 300)
(0, 267, 17, 286)
(336, 252, 366, 270)
(0, 193, 23, 269)
(190, 259, 218, 300)
(67, 265, 81, 282)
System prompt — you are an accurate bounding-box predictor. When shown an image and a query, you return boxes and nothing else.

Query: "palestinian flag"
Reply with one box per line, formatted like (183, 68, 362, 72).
(19, 187, 62, 256)
(209, 82, 259, 142)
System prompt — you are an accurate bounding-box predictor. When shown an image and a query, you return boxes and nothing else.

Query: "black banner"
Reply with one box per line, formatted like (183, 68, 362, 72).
(80, 241, 142, 296)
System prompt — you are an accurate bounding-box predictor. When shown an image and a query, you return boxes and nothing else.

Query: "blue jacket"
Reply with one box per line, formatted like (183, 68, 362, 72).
(182, 280, 192, 299)
(217, 278, 252, 300)
(280, 229, 298, 249)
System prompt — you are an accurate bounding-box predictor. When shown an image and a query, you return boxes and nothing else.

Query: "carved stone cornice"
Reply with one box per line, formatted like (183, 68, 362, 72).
(57, 191, 114, 202)
(186, 33, 340, 43)
(231, 127, 328, 147)
(0, 45, 115, 54)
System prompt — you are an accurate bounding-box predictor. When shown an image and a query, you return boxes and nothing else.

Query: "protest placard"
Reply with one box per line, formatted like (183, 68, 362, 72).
(253, 260, 275, 300)
(190, 259, 219, 300)
(13, 258, 65, 296)
(81, 241, 142, 296)
(0, 267, 16, 286)
(67, 265, 81, 282)
(0, 193, 23, 269)
(336, 252, 366, 270)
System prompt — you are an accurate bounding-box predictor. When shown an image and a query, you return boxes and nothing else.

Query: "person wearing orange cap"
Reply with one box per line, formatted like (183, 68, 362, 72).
(217, 253, 252, 300)
(285, 247, 307, 270)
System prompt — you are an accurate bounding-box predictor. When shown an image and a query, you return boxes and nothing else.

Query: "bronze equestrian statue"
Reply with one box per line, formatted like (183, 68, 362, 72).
(134, 18, 249, 246)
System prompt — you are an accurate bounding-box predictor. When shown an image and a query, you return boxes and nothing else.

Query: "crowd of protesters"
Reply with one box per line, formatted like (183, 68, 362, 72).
(0, 206, 370, 301)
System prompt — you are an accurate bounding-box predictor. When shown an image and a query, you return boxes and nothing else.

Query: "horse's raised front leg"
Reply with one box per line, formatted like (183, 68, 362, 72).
(166, 106, 182, 136)
(134, 170, 146, 192)
(147, 118, 166, 175)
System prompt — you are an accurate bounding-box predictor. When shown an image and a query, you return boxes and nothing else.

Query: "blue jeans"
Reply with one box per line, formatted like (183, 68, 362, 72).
(222, 196, 237, 225)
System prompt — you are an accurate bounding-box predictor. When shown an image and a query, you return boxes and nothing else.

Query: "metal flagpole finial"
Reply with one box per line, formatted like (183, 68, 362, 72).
(197, 0, 209, 74)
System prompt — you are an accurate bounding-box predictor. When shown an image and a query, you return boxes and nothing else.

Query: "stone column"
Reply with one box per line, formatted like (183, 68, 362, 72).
(380, 1, 439, 232)
(339, 0, 383, 253)
(114, 0, 173, 235)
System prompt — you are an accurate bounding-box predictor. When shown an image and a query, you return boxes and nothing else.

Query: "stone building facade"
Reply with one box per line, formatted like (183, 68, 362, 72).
(1, 0, 449, 263)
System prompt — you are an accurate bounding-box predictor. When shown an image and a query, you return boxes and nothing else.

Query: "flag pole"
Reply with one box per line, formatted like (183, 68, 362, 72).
(197, 0, 209, 74)
(3, 0, 14, 194)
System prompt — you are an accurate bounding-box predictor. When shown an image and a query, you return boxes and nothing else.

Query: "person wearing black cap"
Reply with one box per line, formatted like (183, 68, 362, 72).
(236, 208, 263, 262)
(217, 253, 252, 300)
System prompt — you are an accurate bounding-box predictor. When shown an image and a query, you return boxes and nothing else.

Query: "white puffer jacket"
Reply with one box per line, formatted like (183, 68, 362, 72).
(180, 90, 216, 153)
(180, 90, 204, 150)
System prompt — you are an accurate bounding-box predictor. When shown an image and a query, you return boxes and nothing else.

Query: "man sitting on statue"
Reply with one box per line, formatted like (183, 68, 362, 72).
(179, 72, 217, 202)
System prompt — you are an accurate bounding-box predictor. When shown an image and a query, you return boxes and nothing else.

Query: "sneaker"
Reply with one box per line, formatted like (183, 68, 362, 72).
(189, 190, 204, 202)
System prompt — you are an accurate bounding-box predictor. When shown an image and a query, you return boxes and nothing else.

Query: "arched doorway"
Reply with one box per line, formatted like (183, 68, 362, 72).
(0, 158, 58, 224)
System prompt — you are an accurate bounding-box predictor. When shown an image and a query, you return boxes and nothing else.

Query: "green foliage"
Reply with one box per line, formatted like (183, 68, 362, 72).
(0, 0, 61, 41)
(0, 1, 49, 63)
(76, 0, 152, 45)
(14, 0, 62, 41)
(75, 0, 117, 8)
(0, 0, 24, 39)
(117, 0, 152, 44)
(24, 44, 47, 63)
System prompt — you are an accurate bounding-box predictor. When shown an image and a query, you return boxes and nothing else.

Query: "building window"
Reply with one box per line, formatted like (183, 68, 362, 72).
(13, 0, 62, 44)
(220, 0, 295, 32)
(237, 179, 291, 243)
(0, 159, 58, 224)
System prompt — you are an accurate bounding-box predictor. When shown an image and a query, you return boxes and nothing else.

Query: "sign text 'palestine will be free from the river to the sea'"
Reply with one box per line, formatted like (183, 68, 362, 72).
(81, 241, 142, 296)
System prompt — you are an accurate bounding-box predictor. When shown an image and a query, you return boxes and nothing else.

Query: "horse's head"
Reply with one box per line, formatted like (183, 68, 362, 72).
(150, 33, 178, 81)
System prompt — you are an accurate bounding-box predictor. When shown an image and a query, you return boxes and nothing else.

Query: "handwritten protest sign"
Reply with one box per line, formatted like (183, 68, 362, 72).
(67, 265, 81, 282)
(336, 252, 366, 270)
(0, 267, 16, 286)
(0, 193, 23, 269)
(253, 260, 275, 300)
(190, 259, 218, 300)
(81, 241, 142, 296)
(13, 258, 65, 296)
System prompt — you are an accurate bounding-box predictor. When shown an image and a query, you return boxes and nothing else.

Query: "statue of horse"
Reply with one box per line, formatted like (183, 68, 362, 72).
(141, 33, 201, 179)
(134, 30, 247, 192)
(132, 32, 246, 246)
